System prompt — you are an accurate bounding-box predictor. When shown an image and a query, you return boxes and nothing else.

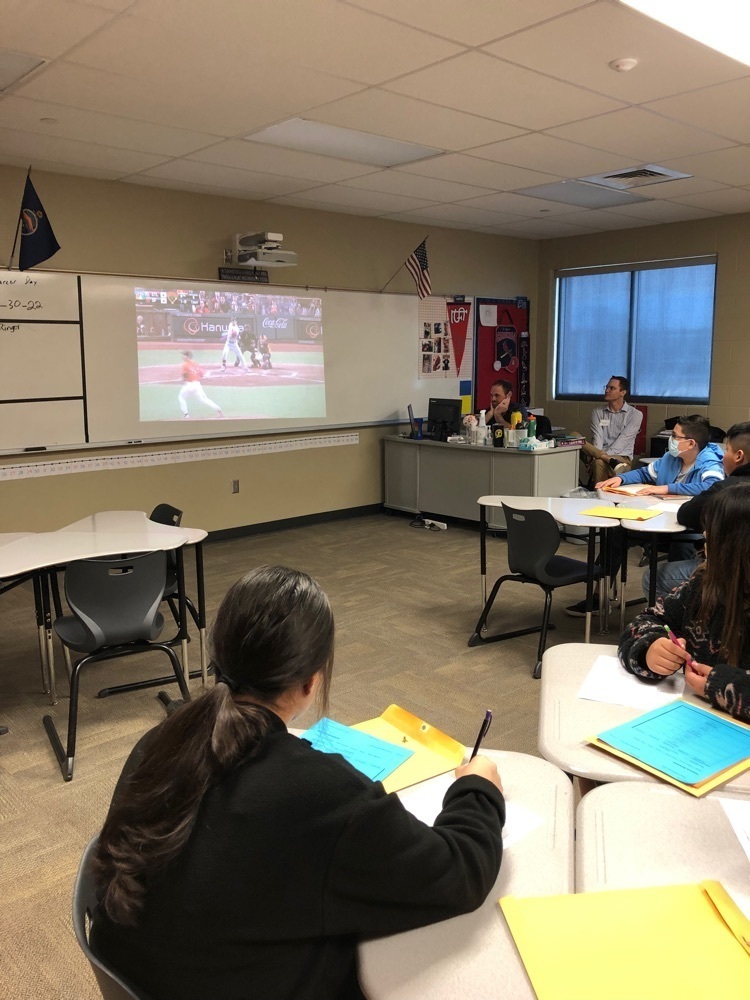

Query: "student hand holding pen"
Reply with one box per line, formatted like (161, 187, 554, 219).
(454, 710, 503, 794)
(645, 628, 693, 675)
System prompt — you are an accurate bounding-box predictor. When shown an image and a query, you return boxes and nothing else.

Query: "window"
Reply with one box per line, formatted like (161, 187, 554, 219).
(554, 257, 717, 403)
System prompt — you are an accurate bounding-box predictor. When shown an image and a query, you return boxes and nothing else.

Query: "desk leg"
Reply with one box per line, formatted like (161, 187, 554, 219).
(584, 527, 596, 644)
(195, 542, 208, 687)
(598, 527, 609, 635)
(620, 533, 628, 633)
(176, 548, 189, 686)
(479, 504, 487, 609)
(648, 536, 658, 608)
(33, 572, 50, 695)
(41, 570, 57, 706)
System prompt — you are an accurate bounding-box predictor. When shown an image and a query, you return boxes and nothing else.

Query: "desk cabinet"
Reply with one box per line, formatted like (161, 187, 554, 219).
(383, 437, 579, 527)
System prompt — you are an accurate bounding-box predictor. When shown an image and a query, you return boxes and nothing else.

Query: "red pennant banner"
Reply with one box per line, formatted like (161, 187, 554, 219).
(446, 301, 471, 374)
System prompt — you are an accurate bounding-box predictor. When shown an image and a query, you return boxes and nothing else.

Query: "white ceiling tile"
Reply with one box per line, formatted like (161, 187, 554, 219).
(457, 191, 585, 217)
(189, 141, 375, 183)
(666, 189, 750, 214)
(135, 160, 316, 197)
(71, 3, 464, 87)
(395, 153, 562, 190)
(0, 0, 117, 60)
(466, 133, 637, 177)
(281, 185, 439, 213)
(307, 89, 526, 151)
(124, 174, 289, 203)
(636, 176, 728, 201)
(660, 147, 750, 187)
(602, 200, 718, 222)
(391, 204, 523, 227)
(342, 170, 494, 202)
(0, 95, 219, 157)
(483, 3, 749, 103)
(645, 78, 750, 145)
(14, 62, 295, 135)
(380, 214, 492, 231)
(499, 218, 599, 237)
(547, 107, 737, 161)
(0, 154, 128, 181)
(553, 210, 655, 230)
(385, 51, 624, 130)
(344, 0, 591, 46)
(0, 125, 168, 174)
(267, 196, 384, 217)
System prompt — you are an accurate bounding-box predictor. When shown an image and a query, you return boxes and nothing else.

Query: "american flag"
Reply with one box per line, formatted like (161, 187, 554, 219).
(404, 239, 431, 299)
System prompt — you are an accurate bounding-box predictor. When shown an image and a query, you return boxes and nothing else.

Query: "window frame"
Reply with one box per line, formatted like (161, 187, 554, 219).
(553, 255, 718, 404)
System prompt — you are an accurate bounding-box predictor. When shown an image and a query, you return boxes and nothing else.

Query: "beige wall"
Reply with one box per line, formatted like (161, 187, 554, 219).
(536, 213, 750, 443)
(0, 165, 539, 531)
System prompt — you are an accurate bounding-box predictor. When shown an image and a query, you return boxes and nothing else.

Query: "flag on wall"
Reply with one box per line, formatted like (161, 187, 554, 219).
(18, 173, 60, 271)
(404, 239, 431, 299)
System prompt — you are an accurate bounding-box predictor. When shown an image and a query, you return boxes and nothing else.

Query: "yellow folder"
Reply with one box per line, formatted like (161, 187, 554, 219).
(581, 505, 661, 521)
(352, 704, 464, 792)
(500, 881, 750, 1000)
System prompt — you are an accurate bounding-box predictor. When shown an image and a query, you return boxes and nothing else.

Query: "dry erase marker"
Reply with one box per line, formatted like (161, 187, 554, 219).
(663, 626, 694, 668)
(470, 709, 493, 760)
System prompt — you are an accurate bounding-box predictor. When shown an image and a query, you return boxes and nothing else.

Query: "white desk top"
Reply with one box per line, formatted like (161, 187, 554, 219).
(60, 510, 208, 544)
(358, 750, 574, 1000)
(539, 643, 750, 797)
(576, 783, 750, 910)
(478, 496, 620, 529)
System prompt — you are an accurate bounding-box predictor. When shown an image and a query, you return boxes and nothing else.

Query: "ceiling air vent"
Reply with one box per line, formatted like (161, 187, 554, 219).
(579, 164, 692, 190)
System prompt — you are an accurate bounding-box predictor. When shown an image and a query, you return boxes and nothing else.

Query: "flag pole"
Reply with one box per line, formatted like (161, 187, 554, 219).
(7, 166, 31, 270)
(380, 235, 429, 293)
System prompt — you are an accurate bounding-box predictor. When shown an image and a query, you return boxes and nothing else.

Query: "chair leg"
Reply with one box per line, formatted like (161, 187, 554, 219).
(533, 589, 554, 679)
(468, 576, 554, 647)
(96, 644, 192, 701)
(468, 575, 512, 645)
(43, 653, 90, 781)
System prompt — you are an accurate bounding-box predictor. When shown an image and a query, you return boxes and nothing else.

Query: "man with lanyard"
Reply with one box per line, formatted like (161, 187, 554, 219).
(580, 375, 642, 487)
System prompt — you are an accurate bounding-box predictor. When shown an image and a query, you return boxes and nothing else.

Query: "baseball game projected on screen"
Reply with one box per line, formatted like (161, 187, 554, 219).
(135, 286, 325, 422)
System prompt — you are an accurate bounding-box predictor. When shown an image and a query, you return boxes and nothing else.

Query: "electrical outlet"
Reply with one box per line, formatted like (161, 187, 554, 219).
(232, 479, 240, 494)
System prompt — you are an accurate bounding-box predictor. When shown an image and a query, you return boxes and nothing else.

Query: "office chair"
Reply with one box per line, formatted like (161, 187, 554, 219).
(43, 551, 191, 781)
(73, 836, 152, 1000)
(468, 503, 602, 679)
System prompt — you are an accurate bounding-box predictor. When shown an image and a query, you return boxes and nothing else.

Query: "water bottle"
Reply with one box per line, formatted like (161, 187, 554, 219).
(528, 415, 537, 438)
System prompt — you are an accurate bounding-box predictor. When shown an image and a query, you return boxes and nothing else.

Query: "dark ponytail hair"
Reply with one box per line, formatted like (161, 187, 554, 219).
(94, 565, 334, 926)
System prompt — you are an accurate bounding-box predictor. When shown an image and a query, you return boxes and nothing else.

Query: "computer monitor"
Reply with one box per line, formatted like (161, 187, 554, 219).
(407, 403, 417, 438)
(427, 398, 462, 441)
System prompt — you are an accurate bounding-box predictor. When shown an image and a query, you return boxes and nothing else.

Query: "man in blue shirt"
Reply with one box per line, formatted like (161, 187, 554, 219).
(581, 376, 643, 487)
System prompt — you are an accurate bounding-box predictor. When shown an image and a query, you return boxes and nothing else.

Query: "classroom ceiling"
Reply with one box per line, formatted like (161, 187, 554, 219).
(3, 0, 750, 240)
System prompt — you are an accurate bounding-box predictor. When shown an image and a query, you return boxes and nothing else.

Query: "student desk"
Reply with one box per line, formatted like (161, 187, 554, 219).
(0, 511, 208, 703)
(358, 750, 574, 999)
(476, 496, 620, 642)
(383, 436, 580, 524)
(576, 782, 750, 903)
(538, 643, 750, 797)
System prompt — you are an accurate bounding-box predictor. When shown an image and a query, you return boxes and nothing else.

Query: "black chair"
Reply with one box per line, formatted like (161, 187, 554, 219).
(149, 504, 200, 639)
(43, 551, 190, 780)
(468, 503, 603, 679)
(73, 836, 152, 1000)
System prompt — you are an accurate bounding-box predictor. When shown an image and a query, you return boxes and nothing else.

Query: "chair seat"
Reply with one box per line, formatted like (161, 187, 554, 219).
(541, 555, 603, 588)
(54, 611, 165, 653)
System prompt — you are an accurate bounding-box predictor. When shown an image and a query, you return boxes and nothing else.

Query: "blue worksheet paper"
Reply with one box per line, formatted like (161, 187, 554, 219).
(302, 717, 413, 782)
(598, 701, 750, 785)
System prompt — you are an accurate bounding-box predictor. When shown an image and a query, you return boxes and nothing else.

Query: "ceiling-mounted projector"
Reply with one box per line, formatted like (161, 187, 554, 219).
(234, 231, 298, 267)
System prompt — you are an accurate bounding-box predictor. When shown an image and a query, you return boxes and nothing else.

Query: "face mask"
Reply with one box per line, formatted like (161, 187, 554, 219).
(667, 437, 681, 458)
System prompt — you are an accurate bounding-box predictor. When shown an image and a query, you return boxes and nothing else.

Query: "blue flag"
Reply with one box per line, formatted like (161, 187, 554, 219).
(18, 175, 60, 271)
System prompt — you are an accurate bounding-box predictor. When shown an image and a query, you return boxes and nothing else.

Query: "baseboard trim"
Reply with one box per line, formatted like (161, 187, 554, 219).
(207, 504, 383, 542)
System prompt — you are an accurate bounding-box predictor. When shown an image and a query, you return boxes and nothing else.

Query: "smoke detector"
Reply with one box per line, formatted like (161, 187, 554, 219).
(609, 57, 639, 72)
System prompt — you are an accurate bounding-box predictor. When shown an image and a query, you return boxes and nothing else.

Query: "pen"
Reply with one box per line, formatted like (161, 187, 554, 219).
(663, 625, 694, 668)
(470, 709, 493, 760)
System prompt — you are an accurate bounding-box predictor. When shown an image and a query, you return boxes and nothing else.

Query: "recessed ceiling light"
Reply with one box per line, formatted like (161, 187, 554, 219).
(619, 1, 750, 67)
(243, 118, 441, 167)
(0, 49, 44, 91)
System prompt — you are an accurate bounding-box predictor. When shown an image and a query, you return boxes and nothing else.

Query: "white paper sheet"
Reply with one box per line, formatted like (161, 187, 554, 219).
(576, 654, 685, 711)
(479, 304, 497, 326)
(718, 798, 750, 866)
(398, 774, 543, 849)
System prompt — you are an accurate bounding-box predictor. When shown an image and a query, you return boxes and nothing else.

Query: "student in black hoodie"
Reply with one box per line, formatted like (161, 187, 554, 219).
(643, 422, 750, 600)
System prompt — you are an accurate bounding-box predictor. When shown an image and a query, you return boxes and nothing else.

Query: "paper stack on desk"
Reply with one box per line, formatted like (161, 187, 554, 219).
(588, 700, 750, 795)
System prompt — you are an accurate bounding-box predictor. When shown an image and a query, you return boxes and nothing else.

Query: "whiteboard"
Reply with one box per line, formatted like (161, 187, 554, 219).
(0, 270, 461, 451)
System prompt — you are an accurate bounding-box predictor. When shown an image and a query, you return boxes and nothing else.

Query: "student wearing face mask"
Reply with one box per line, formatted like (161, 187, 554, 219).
(567, 416, 724, 618)
(596, 414, 724, 496)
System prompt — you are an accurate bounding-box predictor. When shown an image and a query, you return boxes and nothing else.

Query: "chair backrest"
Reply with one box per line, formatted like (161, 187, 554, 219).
(149, 504, 183, 528)
(64, 552, 168, 649)
(502, 504, 562, 583)
(73, 836, 151, 1000)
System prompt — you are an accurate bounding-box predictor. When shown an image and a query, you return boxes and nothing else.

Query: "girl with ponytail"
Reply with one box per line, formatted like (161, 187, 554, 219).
(91, 565, 506, 1000)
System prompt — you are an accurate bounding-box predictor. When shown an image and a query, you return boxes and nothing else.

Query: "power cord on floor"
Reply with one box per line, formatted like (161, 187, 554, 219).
(409, 515, 447, 532)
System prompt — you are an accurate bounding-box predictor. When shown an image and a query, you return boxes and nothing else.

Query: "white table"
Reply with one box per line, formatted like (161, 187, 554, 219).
(576, 783, 750, 904)
(0, 512, 208, 703)
(475, 496, 620, 645)
(538, 642, 750, 797)
(358, 749, 574, 999)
